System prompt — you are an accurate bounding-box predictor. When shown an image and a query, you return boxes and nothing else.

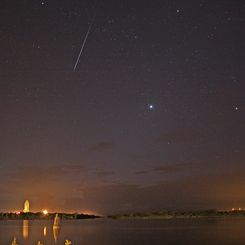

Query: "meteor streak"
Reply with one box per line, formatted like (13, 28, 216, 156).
(73, 20, 94, 72)
(73, 1, 98, 72)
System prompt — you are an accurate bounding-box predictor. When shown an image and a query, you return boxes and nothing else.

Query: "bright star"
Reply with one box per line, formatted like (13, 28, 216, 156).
(148, 104, 155, 110)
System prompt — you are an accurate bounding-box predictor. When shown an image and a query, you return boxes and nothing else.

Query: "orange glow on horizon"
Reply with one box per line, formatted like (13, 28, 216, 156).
(42, 210, 48, 215)
(80, 209, 98, 215)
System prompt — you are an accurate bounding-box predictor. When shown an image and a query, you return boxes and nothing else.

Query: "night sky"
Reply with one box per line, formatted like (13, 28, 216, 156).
(0, 0, 245, 214)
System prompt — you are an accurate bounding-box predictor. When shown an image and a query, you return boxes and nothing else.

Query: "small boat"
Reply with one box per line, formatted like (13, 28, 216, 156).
(53, 213, 60, 228)
(53, 214, 61, 243)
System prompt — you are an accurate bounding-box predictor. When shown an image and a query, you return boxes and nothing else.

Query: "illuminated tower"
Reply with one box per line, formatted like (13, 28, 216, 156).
(23, 200, 30, 213)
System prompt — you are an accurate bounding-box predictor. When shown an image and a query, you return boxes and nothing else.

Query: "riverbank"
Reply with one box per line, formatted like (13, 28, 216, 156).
(108, 210, 245, 219)
(0, 212, 100, 220)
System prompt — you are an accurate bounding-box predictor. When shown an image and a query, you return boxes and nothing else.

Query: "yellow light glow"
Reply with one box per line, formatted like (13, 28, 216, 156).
(23, 220, 29, 239)
(23, 200, 30, 213)
(42, 210, 48, 215)
(44, 227, 47, 237)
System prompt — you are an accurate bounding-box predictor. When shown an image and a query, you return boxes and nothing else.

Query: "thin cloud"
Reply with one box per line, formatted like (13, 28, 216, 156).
(89, 141, 115, 151)
(134, 163, 194, 175)
(156, 127, 201, 144)
(153, 163, 193, 174)
(134, 170, 150, 175)
(95, 170, 115, 177)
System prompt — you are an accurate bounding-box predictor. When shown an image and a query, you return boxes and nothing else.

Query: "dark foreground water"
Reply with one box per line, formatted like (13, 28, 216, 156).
(1, 217, 245, 245)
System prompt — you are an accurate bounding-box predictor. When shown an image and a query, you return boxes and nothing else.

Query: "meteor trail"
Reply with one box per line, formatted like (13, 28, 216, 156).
(73, 20, 94, 72)
(73, 1, 98, 72)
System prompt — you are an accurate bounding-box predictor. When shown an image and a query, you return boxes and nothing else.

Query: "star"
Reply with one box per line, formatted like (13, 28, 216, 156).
(234, 106, 239, 111)
(148, 104, 155, 110)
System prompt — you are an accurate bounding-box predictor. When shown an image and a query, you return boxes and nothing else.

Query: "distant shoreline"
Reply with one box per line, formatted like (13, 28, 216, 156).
(0, 212, 100, 220)
(108, 210, 245, 219)
(1, 210, 245, 220)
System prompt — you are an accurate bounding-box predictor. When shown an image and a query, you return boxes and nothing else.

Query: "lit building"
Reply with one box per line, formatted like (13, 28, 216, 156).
(23, 200, 30, 213)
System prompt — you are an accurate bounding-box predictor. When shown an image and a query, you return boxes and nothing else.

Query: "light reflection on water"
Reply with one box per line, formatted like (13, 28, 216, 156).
(2, 218, 245, 245)
(43, 226, 47, 237)
(53, 226, 60, 243)
(22, 220, 28, 239)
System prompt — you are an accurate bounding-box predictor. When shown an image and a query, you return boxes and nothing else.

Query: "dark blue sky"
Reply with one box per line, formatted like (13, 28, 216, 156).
(0, 0, 244, 214)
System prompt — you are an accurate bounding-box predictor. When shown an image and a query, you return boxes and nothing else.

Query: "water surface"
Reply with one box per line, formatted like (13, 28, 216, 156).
(1, 217, 245, 245)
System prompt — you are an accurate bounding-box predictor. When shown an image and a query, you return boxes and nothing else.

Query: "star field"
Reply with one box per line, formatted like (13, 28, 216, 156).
(0, 0, 245, 213)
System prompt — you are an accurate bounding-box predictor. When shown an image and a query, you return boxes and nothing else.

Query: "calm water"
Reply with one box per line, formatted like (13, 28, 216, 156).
(1, 217, 245, 245)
